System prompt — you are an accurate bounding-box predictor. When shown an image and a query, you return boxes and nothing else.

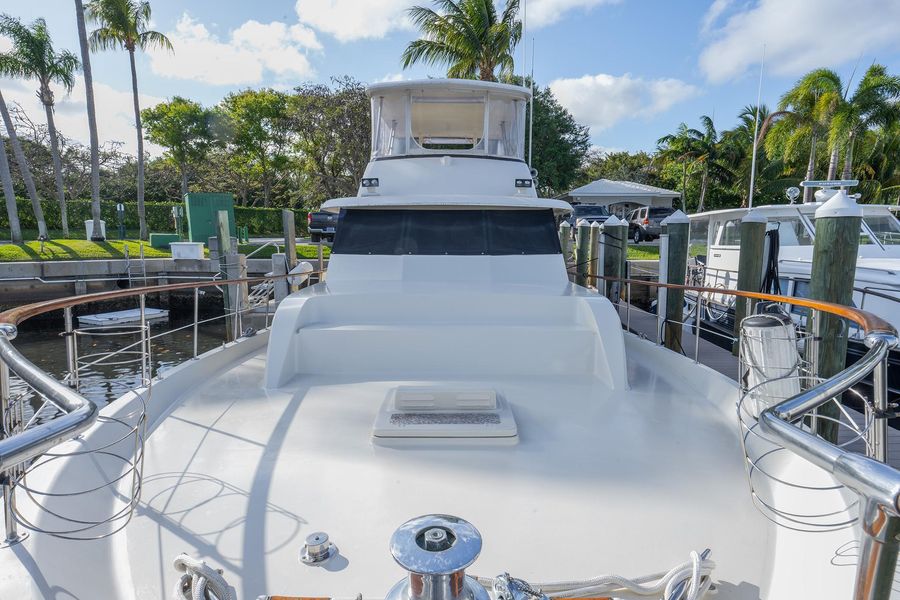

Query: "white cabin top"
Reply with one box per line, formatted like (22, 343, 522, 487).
(688, 202, 900, 250)
(367, 79, 530, 162)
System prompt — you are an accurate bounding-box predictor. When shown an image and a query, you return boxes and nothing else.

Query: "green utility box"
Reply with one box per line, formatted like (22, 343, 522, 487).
(184, 193, 236, 244)
(149, 233, 181, 249)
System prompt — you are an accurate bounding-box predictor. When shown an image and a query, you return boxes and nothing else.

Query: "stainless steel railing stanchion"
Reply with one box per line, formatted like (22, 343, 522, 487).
(64, 307, 76, 388)
(854, 500, 900, 600)
(193, 288, 199, 359)
(872, 353, 891, 463)
(0, 346, 19, 544)
(694, 293, 702, 363)
(2, 473, 17, 544)
(139, 294, 147, 383)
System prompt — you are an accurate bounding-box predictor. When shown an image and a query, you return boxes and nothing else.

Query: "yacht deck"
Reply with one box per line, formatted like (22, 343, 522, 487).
(10, 331, 864, 600)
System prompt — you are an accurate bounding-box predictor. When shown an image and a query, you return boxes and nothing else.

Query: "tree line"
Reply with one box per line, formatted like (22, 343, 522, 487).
(590, 64, 900, 213)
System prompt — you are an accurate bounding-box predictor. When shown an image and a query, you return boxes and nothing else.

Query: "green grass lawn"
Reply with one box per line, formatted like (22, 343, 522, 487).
(626, 245, 660, 260)
(237, 243, 330, 260)
(0, 239, 330, 262)
(0, 239, 172, 262)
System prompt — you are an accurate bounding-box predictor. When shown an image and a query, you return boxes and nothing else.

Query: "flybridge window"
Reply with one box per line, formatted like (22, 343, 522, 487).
(370, 92, 526, 159)
(333, 209, 560, 255)
(411, 97, 485, 150)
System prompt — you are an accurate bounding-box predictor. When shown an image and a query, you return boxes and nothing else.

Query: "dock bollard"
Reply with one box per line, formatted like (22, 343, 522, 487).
(558, 220, 571, 264)
(732, 210, 767, 355)
(661, 210, 689, 352)
(575, 220, 590, 287)
(808, 187, 862, 443)
(601, 216, 627, 303)
(588, 221, 601, 287)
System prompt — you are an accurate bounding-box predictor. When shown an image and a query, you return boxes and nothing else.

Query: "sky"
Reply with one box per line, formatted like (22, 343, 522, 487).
(2, 0, 900, 158)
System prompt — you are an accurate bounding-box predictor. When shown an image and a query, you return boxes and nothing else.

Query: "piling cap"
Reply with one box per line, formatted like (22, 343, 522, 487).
(603, 215, 623, 226)
(576, 218, 589, 227)
(741, 209, 767, 224)
(590, 220, 601, 228)
(660, 210, 689, 225)
(815, 188, 863, 219)
(559, 220, 571, 229)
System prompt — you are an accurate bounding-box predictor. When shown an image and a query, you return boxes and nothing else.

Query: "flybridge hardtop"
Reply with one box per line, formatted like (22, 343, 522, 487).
(2, 78, 900, 600)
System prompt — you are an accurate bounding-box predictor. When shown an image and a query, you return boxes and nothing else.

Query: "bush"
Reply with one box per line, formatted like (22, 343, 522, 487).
(2, 198, 307, 237)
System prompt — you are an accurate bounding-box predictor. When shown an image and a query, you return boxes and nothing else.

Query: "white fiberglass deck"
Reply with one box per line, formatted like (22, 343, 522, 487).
(2, 327, 867, 599)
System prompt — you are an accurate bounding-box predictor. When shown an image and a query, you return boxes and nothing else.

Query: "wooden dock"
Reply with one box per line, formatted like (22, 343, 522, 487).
(615, 300, 900, 469)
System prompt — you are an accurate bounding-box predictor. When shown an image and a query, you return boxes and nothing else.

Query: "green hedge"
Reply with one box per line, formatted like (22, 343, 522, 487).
(2, 198, 307, 237)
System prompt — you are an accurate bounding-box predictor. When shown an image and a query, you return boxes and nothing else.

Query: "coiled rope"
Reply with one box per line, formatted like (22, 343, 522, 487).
(172, 554, 235, 600)
(477, 550, 714, 600)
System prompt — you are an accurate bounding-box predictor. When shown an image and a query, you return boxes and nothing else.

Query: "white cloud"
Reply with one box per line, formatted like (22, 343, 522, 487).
(294, 0, 413, 42)
(549, 73, 698, 132)
(293, 0, 618, 41)
(149, 14, 320, 86)
(528, 0, 619, 28)
(700, 0, 730, 34)
(375, 72, 407, 83)
(1, 77, 165, 156)
(699, 0, 900, 83)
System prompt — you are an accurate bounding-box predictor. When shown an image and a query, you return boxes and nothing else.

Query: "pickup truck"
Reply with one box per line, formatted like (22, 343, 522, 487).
(308, 211, 338, 243)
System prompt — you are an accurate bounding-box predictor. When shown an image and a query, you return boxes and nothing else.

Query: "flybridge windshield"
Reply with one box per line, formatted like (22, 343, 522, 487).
(371, 91, 526, 159)
(333, 209, 560, 255)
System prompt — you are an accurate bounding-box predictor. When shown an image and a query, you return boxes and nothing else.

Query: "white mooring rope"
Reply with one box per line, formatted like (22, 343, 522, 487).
(172, 553, 236, 600)
(478, 550, 714, 600)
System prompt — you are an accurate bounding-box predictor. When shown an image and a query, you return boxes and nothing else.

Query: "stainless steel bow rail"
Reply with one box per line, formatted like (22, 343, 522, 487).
(0, 271, 315, 543)
(582, 271, 900, 600)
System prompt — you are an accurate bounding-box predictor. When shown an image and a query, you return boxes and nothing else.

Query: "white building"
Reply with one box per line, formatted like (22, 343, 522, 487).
(566, 178, 679, 218)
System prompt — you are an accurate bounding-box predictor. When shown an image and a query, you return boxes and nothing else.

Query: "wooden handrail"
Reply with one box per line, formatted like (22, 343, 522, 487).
(0, 268, 893, 338)
(582, 272, 896, 336)
(0, 272, 320, 329)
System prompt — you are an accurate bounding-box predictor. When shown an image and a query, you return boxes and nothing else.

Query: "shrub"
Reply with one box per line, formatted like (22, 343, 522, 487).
(2, 198, 307, 237)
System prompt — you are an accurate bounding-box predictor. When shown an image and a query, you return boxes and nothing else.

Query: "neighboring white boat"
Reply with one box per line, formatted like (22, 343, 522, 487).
(687, 199, 900, 330)
(0, 79, 899, 600)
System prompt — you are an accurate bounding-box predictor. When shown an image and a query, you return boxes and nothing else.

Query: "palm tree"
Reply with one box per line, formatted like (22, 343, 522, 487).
(0, 130, 22, 242)
(75, 0, 104, 241)
(657, 123, 696, 210)
(0, 64, 48, 239)
(766, 69, 843, 202)
(87, 0, 172, 240)
(401, 0, 521, 82)
(0, 15, 80, 237)
(658, 116, 732, 213)
(828, 64, 900, 180)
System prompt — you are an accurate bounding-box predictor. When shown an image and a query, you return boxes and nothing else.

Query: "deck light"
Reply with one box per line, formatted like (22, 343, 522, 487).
(515, 179, 532, 188)
(361, 178, 380, 188)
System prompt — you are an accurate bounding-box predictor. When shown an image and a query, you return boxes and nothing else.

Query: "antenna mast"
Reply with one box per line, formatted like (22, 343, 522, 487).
(521, 0, 527, 84)
(747, 45, 765, 209)
(529, 38, 534, 168)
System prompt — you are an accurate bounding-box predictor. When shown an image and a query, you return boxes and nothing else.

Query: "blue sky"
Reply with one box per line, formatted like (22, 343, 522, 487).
(2, 0, 900, 157)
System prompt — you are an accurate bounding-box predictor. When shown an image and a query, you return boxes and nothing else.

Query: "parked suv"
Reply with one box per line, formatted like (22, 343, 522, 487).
(627, 206, 674, 243)
(308, 211, 338, 243)
(565, 204, 610, 231)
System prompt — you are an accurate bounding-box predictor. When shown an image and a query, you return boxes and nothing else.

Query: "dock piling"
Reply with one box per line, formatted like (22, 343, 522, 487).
(809, 188, 863, 443)
(600, 216, 627, 303)
(662, 211, 690, 352)
(575, 220, 590, 286)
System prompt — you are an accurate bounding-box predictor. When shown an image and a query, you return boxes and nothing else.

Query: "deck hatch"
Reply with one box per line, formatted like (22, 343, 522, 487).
(373, 386, 517, 444)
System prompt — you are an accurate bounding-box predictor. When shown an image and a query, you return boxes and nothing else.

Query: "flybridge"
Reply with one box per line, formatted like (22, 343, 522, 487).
(367, 79, 530, 161)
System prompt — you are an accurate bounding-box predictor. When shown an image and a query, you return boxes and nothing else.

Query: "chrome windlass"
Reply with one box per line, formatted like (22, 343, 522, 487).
(387, 514, 490, 600)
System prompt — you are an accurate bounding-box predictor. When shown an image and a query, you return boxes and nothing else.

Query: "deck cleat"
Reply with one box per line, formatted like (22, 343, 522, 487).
(300, 532, 336, 565)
